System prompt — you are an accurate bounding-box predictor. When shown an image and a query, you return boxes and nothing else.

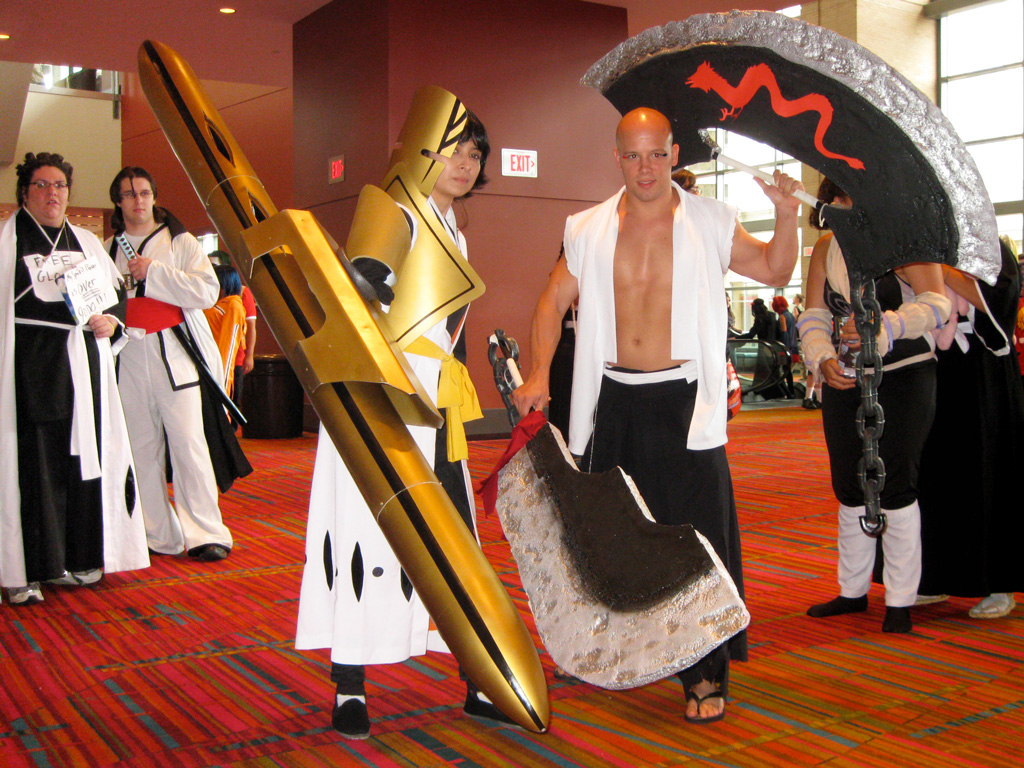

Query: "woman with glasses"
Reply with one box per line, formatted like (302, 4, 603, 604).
(0, 152, 149, 605)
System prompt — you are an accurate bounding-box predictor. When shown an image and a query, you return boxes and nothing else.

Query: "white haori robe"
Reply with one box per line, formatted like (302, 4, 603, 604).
(295, 204, 475, 665)
(0, 212, 149, 588)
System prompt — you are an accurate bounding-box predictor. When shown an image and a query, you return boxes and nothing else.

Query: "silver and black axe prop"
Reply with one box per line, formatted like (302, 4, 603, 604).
(482, 329, 749, 689)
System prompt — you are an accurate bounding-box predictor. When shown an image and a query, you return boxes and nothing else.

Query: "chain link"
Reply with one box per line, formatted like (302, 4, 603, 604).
(850, 278, 888, 537)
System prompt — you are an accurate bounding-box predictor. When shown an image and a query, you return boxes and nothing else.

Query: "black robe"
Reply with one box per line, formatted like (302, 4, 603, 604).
(917, 242, 1024, 597)
(13, 211, 126, 580)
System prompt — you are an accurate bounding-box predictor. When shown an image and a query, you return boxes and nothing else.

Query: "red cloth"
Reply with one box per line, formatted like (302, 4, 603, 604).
(241, 286, 257, 319)
(473, 410, 548, 518)
(236, 287, 257, 366)
(726, 359, 742, 421)
(1016, 296, 1024, 377)
(126, 296, 184, 334)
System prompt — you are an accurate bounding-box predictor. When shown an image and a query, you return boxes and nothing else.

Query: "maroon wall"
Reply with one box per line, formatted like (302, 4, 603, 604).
(293, 0, 627, 410)
(293, 0, 390, 232)
(121, 75, 295, 236)
(121, 73, 294, 356)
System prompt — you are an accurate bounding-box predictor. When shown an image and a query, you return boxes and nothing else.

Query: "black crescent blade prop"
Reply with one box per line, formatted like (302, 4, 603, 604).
(584, 11, 1001, 284)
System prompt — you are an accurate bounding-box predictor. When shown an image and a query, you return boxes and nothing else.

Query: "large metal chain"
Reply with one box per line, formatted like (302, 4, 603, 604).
(849, 278, 887, 537)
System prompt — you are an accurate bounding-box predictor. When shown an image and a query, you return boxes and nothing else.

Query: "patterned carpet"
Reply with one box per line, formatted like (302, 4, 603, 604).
(2, 407, 1022, 767)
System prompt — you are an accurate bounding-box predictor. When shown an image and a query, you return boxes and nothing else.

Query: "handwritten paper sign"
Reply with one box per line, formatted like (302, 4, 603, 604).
(24, 250, 85, 302)
(58, 258, 117, 326)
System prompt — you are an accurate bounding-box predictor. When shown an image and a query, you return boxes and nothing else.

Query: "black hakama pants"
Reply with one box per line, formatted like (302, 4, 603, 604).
(585, 373, 747, 690)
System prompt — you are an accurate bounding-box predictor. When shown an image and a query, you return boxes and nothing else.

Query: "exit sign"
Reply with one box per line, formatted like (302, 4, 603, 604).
(501, 148, 537, 178)
(328, 154, 345, 184)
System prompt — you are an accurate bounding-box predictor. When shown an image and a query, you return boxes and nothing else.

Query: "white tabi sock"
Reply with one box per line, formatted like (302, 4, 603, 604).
(336, 694, 366, 707)
(837, 504, 875, 599)
(879, 501, 922, 608)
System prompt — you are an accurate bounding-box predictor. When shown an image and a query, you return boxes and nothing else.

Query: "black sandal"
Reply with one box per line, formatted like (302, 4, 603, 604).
(684, 687, 726, 724)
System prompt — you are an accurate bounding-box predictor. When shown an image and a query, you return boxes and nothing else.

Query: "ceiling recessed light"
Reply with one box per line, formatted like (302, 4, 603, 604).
(219, 8, 236, 14)
(0, 34, 11, 40)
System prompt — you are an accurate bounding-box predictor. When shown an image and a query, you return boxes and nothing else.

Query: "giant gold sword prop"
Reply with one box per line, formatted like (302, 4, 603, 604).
(137, 39, 548, 732)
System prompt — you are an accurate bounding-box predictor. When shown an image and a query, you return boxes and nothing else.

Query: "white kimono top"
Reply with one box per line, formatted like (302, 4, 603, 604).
(105, 226, 224, 388)
(564, 181, 737, 453)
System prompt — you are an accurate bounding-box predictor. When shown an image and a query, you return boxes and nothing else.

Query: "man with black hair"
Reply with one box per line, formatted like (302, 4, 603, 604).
(295, 110, 497, 738)
(105, 167, 234, 562)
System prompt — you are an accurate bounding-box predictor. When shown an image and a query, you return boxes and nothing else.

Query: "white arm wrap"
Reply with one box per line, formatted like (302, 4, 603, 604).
(877, 290, 952, 354)
(796, 308, 837, 375)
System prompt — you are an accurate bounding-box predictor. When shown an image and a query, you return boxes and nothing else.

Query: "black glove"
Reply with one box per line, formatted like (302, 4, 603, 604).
(351, 257, 395, 305)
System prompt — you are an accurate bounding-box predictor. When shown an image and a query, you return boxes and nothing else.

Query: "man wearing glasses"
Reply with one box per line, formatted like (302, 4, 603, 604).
(105, 167, 235, 563)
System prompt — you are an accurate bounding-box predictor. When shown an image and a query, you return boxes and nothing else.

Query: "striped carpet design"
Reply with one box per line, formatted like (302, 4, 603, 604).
(1, 408, 1021, 767)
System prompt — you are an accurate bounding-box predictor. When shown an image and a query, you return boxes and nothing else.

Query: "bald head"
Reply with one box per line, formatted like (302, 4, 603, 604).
(614, 108, 679, 205)
(615, 108, 673, 150)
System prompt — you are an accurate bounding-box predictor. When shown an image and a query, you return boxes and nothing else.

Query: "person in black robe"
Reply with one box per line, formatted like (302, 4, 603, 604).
(2, 152, 134, 604)
(916, 239, 1023, 618)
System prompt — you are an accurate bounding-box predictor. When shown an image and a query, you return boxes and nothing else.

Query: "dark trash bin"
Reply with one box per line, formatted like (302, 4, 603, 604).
(241, 354, 305, 438)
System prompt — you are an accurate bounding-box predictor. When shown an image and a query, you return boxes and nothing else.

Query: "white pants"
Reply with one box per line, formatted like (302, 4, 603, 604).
(838, 502, 920, 607)
(118, 333, 232, 553)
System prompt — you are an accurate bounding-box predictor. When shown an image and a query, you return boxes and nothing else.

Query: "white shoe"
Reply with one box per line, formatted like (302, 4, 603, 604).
(7, 583, 44, 605)
(915, 594, 949, 606)
(45, 568, 103, 586)
(968, 593, 1016, 619)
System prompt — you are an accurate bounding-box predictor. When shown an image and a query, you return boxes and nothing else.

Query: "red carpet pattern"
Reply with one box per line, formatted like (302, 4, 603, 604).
(1, 409, 1021, 767)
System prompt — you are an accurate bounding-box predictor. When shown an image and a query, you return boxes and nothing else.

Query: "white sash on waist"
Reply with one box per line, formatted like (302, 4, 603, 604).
(603, 360, 698, 385)
(12, 317, 102, 480)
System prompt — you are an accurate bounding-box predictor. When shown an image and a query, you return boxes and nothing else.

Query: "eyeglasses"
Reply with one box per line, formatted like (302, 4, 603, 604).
(29, 180, 69, 191)
(120, 189, 154, 200)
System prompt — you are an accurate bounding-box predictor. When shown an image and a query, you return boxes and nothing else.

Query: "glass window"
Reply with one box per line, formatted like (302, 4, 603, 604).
(967, 138, 1024, 203)
(941, 0, 1024, 252)
(998, 213, 1023, 241)
(724, 170, 776, 221)
(693, 130, 803, 291)
(942, 67, 1023, 144)
(197, 233, 220, 256)
(719, 132, 780, 168)
(940, 0, 1023, 76)
(31, 64, 119, 94)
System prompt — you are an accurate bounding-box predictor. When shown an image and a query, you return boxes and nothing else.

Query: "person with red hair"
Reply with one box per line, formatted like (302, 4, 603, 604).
(772, 295, 798, 399)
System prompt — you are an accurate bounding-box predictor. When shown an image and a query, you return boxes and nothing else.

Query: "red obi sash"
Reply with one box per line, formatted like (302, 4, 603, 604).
(126, 296, 184, 334)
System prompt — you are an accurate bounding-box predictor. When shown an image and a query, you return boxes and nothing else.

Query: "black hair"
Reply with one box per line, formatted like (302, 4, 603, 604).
(214, 263, 242, 297)
(109, 166, 167, 231)
(459, 110, 490, 194)
(16, 152, 73, 205)
(810, 177, 848, 230)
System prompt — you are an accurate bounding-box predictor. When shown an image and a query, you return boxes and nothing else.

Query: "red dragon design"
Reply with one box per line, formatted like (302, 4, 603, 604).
(687, 61, 865, 171)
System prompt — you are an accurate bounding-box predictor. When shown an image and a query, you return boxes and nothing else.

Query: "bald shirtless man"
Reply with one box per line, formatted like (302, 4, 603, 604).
(513, 108, 803, 723)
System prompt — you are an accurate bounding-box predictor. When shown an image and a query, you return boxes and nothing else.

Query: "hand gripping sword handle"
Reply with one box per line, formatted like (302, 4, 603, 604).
(488, 330, 522, 427)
